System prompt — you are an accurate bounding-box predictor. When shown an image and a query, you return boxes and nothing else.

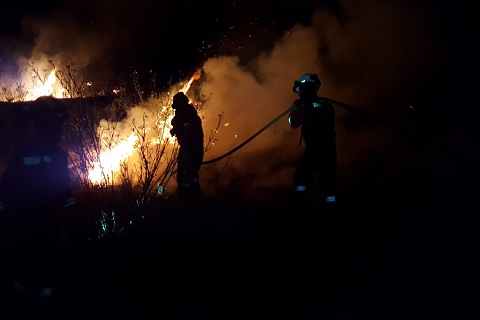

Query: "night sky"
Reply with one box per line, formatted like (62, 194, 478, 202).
(2, 0, 474, 84)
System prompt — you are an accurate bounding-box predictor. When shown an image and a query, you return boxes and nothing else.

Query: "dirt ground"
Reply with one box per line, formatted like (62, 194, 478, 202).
(0, 184, 476, 319)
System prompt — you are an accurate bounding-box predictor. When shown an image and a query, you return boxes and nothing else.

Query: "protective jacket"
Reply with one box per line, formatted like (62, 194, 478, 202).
(171, 104, 204, 149)
(289, 95, 336, 147)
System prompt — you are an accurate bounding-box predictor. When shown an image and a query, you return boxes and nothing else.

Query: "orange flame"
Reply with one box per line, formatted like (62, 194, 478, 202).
(88, 68, 202, 185)
(25, 69, 69, 101)
(88, 133, 139, 184)
(178, 68, 202, 94)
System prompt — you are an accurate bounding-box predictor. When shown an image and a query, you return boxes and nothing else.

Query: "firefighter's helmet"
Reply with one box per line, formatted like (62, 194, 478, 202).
(172, 92, 190, 109)
(293, 73, 321, 94)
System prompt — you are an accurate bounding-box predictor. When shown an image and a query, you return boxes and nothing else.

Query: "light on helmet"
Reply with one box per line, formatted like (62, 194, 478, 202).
(292, 73, 321, 94)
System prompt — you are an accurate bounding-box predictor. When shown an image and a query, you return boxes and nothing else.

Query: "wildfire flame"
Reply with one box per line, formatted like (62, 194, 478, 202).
(88, 68, 203, 184)
(88, 132, 139, 184)
(25, 69, 68, 101)
(177, 68, 202, 94)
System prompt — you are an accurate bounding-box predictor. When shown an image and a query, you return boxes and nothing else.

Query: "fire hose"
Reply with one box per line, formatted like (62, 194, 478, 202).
(201, 97, 364, 165)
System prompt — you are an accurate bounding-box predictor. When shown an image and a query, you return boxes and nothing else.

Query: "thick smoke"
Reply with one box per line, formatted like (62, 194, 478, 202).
(198, 0, 444, 199)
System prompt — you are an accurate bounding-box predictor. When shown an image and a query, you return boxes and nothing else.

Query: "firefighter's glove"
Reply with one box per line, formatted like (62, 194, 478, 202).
(184, 122, 191, 128)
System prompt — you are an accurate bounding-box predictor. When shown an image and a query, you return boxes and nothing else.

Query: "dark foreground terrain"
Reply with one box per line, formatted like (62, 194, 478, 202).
(0, 185, 476, 320)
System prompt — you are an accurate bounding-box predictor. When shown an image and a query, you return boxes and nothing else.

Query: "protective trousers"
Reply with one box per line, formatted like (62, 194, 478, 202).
(176, 145, 203, 203)
(293, 145, 336, 203)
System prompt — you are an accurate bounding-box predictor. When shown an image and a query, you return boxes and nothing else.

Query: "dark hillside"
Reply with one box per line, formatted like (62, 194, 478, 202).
(1, 153, 477, 319)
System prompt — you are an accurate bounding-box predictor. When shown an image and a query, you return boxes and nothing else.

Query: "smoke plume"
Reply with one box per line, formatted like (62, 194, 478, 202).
(197, 0, 449, 199)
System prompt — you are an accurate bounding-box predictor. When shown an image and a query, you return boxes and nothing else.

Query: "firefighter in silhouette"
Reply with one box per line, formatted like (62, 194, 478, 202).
(288, 73, 337, 208)
(170, 92, 204, 204)
(0, 96, 76, 298)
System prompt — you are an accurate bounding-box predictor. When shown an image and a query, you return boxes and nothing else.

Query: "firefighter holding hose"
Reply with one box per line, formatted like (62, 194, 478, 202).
(288, 73, 337, 209)
(170, 92, 204, 204)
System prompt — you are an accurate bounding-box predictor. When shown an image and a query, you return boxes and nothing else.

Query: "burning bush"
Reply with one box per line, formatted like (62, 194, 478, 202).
(0, 63, 218, 239)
